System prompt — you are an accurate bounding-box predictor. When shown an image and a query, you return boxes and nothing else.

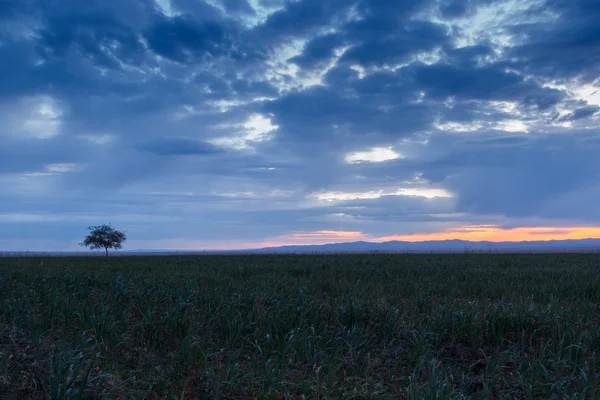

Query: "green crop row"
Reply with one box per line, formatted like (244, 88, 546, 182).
(1, 254, 599, 399)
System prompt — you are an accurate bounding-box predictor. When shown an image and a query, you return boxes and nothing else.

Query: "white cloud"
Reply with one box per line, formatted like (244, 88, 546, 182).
(45, 163, 81, 173)
(0, 213, 179, 223)
(300, 46, 351, 88)
(264, 41, 304, 92)
(495, 120, 529, 132)
(205, 98, 276, 114)
(572, 84, 600, 108)
(434, 0, 556, 48)
(435, 121, 483, 132)
(350, 65, 366, 79)
(21, 172, 54, 178)
(245, 0, 287, 27)
(2, 96, 64, 139)
(0, 213, 63, 222)
(154, 0, 178, 16)
(394, 188, 453, 198)
(312, 187, 453, 202)
(210, 114, 279, 150)
(78, 133, 116, 145)
(345, 147, 402, 164)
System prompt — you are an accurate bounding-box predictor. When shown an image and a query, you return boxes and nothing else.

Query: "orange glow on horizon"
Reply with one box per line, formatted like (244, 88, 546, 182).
(131, 226, 600, 251)
(252, 230, 367, 248)
(176, 231, 369, 250)
(377, 225, 600, 243)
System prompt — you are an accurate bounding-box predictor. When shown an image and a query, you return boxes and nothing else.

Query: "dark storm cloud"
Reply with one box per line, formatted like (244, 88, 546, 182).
(222, 0, 256, 15)
(253, 0, 353, 39)
(144, 15, 236, 63)
(39, 14, 145, 68)
(192, 71, 278, 99)
(289, 0, 447, 70)
(507, 0, 600, 82)
(290, 33, 345, 69)
(0, 0, 16, 17)
(2, 0, 600, 250)
(421, 132, 600, 219)
(138, 137, 223, 156)
(437, 0, 496, 19)
(0, 138, 82, 173)
(264, 84, 432, 145)
(413, 63, 564, 109)
(443, 44, 495, 66)
(460, 135, 530, 147)
(352, 0, 427, 19)
(170, 0, 227, 20)
(554, 105, 600, 122)
(340, 21, 449, 68)
(439, 0, 470, 18)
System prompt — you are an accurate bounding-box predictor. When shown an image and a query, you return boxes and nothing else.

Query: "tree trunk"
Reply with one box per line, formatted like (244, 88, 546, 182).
(105, 247, 109, 257)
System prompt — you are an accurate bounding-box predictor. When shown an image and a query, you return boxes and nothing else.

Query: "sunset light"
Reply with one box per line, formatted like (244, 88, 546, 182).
(3, 0, 600, 396)
(378, 226, 600, 243)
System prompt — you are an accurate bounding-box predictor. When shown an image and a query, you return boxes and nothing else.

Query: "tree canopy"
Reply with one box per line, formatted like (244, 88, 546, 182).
(81, 224, 126, 256)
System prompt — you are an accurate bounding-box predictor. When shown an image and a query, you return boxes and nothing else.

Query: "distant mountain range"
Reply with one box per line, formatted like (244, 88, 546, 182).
(241, 239, 600, 253)
(3, 239, 600, 256)
(129, 238, 600, 254)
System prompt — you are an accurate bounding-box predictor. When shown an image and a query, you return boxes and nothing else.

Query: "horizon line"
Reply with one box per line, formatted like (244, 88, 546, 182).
(3, 236, 600, 255)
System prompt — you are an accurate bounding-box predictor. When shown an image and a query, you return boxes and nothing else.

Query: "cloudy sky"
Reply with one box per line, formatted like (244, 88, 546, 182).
(1, 0, 600, 251)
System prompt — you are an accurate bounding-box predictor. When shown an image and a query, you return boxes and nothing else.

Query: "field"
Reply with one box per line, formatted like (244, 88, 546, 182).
(1, 254, 600, 399)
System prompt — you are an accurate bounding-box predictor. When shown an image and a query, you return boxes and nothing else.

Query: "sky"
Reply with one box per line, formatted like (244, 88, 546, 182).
(1, 0, 600, 251)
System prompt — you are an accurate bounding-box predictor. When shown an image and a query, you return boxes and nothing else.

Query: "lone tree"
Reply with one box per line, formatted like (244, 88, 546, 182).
(81, 224, 127, 256)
